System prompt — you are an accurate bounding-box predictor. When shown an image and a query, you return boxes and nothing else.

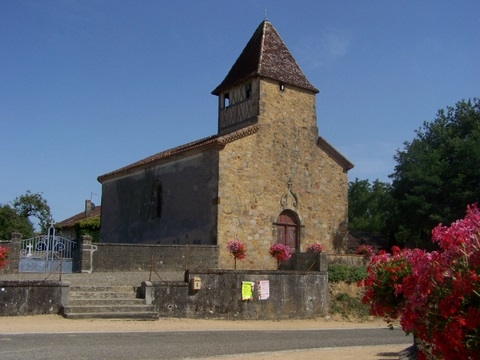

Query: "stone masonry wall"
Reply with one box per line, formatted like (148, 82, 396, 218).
(217, 79, 349, 269)
(150, 269, 328, 320)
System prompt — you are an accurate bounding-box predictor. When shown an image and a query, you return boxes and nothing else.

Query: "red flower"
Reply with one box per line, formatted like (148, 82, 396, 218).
(0, 246, 8, 270)
(226, 240, 247, 260)
(269, 243, 291, 262)
(305, 243, 324, 253)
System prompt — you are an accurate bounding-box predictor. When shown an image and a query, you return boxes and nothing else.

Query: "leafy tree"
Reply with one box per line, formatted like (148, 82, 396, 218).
(390, 98, 480, 247)
(12, 190, 52, 232)
(0, 191, 53, 239)
(0, 205, 34, 239)
(348, 178, 393, 235)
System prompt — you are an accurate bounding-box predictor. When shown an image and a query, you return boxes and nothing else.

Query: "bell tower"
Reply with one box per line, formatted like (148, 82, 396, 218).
(212, 20, 319, 136)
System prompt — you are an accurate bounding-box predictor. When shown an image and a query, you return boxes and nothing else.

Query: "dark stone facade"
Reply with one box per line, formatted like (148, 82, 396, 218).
(99, 150, 219, 245)
(91, 243, 218, 272)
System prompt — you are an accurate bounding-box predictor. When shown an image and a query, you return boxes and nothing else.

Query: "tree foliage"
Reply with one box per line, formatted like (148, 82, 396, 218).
(390, 98, 480, 247)
(0, 191, 52, 239)
(12, 190, 52, 232)
(0, 205, 33, 240)
(348, 178, 393, 234)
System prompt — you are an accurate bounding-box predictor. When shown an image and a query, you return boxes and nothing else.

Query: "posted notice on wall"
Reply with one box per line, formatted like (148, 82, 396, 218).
(241, 281, 254, 301)
(257, 280, 270, 300)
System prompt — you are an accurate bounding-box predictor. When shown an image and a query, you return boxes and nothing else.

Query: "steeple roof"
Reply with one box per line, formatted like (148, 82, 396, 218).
(212, 21, 319, 95)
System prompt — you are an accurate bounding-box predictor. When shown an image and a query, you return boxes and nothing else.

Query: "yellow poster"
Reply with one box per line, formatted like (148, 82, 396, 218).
(241, 281, 254, 301)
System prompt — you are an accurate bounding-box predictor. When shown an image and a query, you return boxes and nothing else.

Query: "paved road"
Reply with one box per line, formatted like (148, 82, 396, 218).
(0, 328, 412, 360)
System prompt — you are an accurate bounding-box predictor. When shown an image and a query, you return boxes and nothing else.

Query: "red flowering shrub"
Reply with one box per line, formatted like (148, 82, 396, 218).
(360, 247, 413, 326)
(360, 204, 480, 359)
(269, 243, 291, 262)
(0, 246, 8, 269)
(355, 244, 375, 260)
(305, 243, 324, 253)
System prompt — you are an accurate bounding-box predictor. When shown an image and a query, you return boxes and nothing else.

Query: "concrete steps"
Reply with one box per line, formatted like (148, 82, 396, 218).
(62, 285, 158, 320)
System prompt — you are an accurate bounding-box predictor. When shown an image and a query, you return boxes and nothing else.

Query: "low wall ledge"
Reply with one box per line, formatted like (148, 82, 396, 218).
(0, 280, 69, 287)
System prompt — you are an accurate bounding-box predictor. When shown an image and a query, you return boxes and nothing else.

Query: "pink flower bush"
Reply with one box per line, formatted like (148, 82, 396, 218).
(269, 243, 291, 262)
(360, 204, 480, 359)
(226, 240, 247, 260)
(355, 244, 375, 259)
(306, 243, 324, 253)
(0, 246, 8, 269)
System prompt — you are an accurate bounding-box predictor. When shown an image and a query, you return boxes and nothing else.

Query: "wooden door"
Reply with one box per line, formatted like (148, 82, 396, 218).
(276, 210, 299, 252)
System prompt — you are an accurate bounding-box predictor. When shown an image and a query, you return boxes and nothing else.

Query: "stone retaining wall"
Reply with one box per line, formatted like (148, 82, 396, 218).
(146, 269, 328, 320)
(327, 254, 366, 267)
(0, 280, 69, 316)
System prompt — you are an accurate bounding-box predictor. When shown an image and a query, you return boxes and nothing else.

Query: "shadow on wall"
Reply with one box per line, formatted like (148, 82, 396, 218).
(333, 221, 348, 253)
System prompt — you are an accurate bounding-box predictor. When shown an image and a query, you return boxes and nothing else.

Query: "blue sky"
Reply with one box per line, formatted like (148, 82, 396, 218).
(1, 0, 479, 225)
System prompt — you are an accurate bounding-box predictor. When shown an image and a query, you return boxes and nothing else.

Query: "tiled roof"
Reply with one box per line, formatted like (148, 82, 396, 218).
(212, 21, 319, 95)
(55, 206, 101, 228)
(317, 136, 354, 172)
(97, 125, 260, 183)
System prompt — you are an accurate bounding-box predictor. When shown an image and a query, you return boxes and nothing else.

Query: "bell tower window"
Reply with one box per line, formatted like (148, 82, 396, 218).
(223, 93, 230, 108)
(245, 83, 252, 99)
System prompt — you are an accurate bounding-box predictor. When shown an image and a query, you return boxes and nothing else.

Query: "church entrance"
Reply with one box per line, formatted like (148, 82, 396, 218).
(276, 210, 299, 252)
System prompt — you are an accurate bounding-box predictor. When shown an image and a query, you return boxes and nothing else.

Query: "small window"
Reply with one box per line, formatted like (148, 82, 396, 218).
(156, 183, 162, 218)
(223, 93, 230, 108)
(279, 83, 285, 91)
(245, 83, 252, 99)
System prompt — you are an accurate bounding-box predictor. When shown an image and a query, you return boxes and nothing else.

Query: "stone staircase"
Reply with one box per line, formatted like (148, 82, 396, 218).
(61, 285, 159, 320)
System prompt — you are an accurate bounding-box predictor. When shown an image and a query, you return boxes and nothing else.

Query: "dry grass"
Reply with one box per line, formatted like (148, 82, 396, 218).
(328, 281, 371, 320)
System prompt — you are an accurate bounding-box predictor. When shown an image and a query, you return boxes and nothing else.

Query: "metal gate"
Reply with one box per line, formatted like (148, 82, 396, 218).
(19, 227, 77, 273)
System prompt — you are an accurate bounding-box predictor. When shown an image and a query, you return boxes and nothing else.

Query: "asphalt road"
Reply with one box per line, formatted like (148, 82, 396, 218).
(0, 328, 412, 360)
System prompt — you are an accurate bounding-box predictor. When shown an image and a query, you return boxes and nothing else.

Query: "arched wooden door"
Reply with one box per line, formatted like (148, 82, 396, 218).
(276, 210, 299, 252)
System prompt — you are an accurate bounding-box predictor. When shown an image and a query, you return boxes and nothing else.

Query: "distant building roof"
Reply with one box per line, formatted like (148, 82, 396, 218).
(56, 202, 101, 228)
(212, 20, 319, 95)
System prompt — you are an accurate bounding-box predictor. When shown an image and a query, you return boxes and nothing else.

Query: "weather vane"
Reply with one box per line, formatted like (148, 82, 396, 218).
(264, 8, 268, 21)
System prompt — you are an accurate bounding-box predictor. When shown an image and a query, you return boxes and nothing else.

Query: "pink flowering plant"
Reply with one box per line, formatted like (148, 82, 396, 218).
(269, 243, 291, 263)
(226, 240, 246, 269)
(355, 244, 375, 260)
(0, 246, 8, 269)
(360, 204, 480, 360)
(305, 243, 324, 253)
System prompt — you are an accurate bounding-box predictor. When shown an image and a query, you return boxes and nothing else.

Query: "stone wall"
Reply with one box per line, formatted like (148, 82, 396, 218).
(148, 269, 328, 320)
(327, 254, 366, 267)
(100, 150, 219, 245)
(217, 78, 349, 269)
(0, 280, 69, 316)
(90, 243, 218, 272)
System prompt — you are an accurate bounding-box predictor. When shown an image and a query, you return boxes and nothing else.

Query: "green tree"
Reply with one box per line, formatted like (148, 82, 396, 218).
(12, 190, 52, 232)
(390, 98, 480, 247)
(0, 205, 34, 239)
(348, 178, 393, 234)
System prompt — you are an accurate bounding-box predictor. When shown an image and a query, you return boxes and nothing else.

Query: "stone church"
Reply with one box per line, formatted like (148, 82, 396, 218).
(97, 20, 353, 269)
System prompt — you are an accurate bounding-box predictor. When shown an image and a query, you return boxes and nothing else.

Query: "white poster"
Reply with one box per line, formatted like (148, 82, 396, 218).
(257, 280, 270, 300)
